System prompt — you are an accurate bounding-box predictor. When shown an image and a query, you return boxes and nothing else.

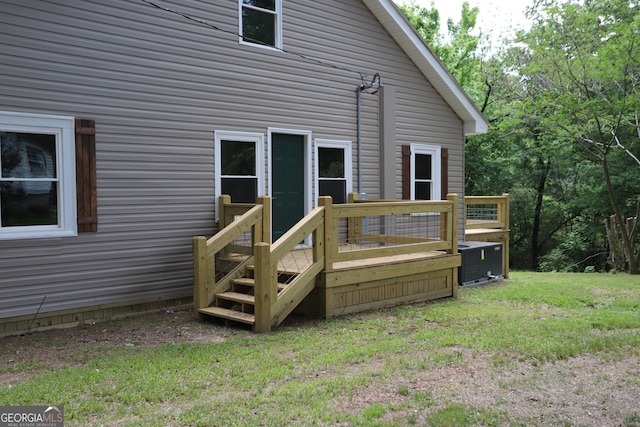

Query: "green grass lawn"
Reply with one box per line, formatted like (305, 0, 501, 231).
(1, 272, 639, 426)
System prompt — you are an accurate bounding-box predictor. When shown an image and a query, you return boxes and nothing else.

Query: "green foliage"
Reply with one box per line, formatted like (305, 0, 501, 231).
(514, 0, 640, 272)
(397, 1, 489, 108)
(400, 0, 640, 272)
(397, 1, 441, 47)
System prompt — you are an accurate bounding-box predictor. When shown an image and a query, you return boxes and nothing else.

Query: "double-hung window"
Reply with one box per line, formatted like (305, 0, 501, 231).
(239, 0, 282, 49)
(214, 131, 264, 218)
(0, 111, 76, 239)
(410, 144, 441, 201)
(315, 140, 352, 205)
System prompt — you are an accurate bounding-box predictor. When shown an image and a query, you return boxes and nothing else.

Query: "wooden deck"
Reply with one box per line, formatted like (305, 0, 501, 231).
(194, 194, 462, 331)
(194, 193, 510, 331)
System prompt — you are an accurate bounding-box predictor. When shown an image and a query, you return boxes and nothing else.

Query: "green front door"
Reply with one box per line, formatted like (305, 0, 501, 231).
(272, 133, 305, 242)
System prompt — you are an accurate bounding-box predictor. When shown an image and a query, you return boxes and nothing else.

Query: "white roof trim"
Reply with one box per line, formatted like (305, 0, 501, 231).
(362, 0, 488, 135)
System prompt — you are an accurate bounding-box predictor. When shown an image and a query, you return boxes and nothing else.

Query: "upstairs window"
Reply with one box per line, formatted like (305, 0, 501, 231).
(0, 112, 76, 239)
(239, 0, 282, 49)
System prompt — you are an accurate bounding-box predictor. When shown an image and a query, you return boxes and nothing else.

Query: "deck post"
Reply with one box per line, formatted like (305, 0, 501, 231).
(254, 242, 272, 332)
(318, 196, 333, 272)
(258, 196, 271, 243)
(218, 194, 232, 259)
(501, 193, 510, 278)
(463, 194, 468, 231)
(447, 193, 459, 298)
(219, 195, 231, 229)
(347, 192, 362, 244)
(193, 236, 209, 318)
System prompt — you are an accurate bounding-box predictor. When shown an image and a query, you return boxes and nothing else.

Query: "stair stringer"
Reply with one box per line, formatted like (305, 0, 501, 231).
(270, 260, 324, 327)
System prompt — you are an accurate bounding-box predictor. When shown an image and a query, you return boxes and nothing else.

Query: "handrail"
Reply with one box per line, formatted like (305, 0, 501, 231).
(254, 206, 326, 332)
(271, 206, 325, 261)
(193, 196, 270, 314)
(207, 204, 263, 255)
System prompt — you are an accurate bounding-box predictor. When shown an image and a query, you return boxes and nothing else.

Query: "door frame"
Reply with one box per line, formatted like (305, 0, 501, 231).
(267, 128, 312, 242)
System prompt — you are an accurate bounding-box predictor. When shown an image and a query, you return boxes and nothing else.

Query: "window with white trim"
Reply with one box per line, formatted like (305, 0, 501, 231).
(315, 140, 352, 205)
(239, 0, 282, 49)
(0, 112, 76, 239)
(214, 131, 264, 215)
(410, 144, 441, 201)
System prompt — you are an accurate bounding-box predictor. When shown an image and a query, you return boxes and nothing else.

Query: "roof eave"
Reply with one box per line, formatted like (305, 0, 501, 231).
(362, 0, 489, 136)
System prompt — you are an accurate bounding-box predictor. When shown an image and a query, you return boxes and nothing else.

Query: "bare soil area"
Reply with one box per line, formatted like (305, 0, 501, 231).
(343, 348, 640, 426)
(1, 310, 639, 426)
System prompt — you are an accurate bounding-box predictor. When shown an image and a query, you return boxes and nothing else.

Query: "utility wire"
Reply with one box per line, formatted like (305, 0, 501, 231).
(140, 0, 372, 80)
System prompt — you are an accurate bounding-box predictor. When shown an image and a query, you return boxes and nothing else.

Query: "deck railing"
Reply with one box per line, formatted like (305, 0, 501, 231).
(464, 194, 509, 231)
(327, 193, 459, 267)
(194, 194, 460, 331)
(254, 205, 326, 331)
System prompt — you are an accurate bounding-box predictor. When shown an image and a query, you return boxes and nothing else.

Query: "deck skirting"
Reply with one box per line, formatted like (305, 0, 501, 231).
(307, 253, 460, 318)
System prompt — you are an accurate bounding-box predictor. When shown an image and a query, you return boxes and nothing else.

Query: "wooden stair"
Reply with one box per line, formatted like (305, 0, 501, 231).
(216, 291, 255, 305)
(198, 268, 295, 328)
(198, 307, 255, 325)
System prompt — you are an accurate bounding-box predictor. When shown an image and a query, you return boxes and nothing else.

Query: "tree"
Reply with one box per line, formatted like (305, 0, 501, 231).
(516, 0, 640, 272)
(397, 0, 441, 48)
(397, 1, 486, 104)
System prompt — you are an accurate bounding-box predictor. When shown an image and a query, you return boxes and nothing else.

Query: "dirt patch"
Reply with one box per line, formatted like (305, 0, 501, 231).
(341, 348, 640, 426)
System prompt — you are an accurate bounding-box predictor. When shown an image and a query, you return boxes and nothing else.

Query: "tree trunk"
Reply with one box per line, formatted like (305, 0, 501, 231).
(602, 157, 638, 273)
(531, 158, 550, 270)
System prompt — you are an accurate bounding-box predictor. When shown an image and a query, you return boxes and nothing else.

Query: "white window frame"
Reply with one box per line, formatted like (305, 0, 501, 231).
(0, 111, 76, 240)
(214, 130, 265, 221)
(314, 139, 352, 206)
(238, 0, 283, 50)
(410, 143, 441, 201)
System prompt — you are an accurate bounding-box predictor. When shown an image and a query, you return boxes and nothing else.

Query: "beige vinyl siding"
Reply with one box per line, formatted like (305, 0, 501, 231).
(0, 0, 465, 319)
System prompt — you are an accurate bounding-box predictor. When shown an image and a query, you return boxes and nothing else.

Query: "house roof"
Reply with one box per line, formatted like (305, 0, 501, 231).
(362, 0, 489, 135)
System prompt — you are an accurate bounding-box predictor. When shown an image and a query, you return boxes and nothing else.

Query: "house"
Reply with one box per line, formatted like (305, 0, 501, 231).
(0, 0, 487, 336)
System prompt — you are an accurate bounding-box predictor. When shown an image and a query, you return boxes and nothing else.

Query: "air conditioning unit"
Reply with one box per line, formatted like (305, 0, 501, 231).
(458, 241, 503, 286)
